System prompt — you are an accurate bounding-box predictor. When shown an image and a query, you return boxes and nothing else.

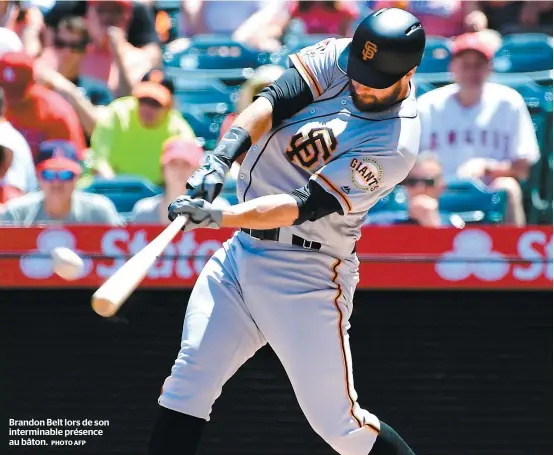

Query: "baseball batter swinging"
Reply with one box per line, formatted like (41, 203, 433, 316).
(148, 8, 426, 455)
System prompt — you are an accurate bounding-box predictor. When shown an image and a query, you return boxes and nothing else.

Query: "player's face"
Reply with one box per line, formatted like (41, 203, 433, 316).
(451, 51, 491, 91)
(404, 161, 444, 200)
(348, 79, 406, 112)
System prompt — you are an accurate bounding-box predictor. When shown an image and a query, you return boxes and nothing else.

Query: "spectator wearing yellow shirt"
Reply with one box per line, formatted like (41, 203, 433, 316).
(89, 68, 195, 184)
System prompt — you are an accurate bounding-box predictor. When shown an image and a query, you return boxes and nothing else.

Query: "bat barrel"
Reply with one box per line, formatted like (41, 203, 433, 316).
(91, 216, 187, 317)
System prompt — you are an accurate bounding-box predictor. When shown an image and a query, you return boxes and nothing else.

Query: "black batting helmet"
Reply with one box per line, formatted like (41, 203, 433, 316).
(338, 8, 426, 89)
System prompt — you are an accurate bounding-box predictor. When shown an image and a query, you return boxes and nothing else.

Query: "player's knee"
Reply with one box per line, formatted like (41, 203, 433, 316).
(158, 355, 220, 420)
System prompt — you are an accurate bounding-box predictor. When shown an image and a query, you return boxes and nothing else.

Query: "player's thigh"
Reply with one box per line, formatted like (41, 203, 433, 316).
(244, 252, 379, 450)
(160, 240, 266, 419)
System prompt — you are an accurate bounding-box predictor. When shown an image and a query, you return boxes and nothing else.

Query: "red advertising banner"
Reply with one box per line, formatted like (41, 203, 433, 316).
(0, 225, 551, 290)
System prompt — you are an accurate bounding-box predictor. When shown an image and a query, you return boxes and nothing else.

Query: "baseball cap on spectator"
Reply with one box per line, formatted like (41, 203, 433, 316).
(0, 27, 23, 57)
(0, 52, 34, 100)
(132, 68, 175, 108)
(36, 140, 82, 175)
(451, 33, 493, 61)
(161, 137, 203, 168)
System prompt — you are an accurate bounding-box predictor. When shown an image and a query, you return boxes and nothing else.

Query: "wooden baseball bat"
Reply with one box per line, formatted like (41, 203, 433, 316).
(91, 216, 188, 317)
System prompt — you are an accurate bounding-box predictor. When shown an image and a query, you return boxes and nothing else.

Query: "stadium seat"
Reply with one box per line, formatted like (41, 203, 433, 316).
(181, 109, 225, 151)
(414, 80, 435, 98)
(493, 33, 553, 73)
(163, 34, 279, 71)
(83, 176, 162, 215)
(439, 179, 508, 224)
(172, 76, 233, 111)
(417, 36, 452, 73)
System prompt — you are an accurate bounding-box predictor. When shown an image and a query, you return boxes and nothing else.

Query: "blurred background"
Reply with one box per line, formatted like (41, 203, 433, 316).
(0, 0, 551, 227)
(0, 2, 551, 455)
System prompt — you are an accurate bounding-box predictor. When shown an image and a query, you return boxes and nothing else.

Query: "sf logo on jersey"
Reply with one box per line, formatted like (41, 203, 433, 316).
(286, 127, 338, 169)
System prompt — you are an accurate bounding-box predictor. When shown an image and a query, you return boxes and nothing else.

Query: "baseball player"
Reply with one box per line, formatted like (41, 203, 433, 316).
(149, 8, 426, 455)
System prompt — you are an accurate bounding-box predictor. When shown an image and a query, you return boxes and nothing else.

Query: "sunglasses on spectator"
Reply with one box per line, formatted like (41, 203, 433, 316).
(403, 177, 439, 187)
(138, 97, 164, 108)
(40, 169, 77, 182)
(54, 37, 88, 51)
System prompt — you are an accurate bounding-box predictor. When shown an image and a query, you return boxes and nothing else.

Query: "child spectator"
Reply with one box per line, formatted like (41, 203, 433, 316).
(417, 33, 540, 226)
(0, 51, 86, 160)
(0, 87, 36, 205)
(0, 139, 121, 225)
(90, 69, 195, 184)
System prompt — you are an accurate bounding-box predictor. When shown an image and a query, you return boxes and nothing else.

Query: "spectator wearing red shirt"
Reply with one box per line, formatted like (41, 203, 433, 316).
(0, 51, 86, 161)
(289, 1, 359, 36)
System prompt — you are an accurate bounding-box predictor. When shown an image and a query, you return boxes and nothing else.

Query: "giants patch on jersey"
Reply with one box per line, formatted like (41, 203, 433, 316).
(285, 126, 338, 170)
(350, 157, 382, 192)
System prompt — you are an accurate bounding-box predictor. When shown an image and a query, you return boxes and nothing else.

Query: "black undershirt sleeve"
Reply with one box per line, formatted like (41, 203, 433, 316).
(289, 180, 343, 225)
(255, 67, 314, 126)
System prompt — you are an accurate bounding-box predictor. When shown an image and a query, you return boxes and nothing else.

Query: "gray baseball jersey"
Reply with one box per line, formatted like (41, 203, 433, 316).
(237, 38, 420, 256)
(157, 37, 421, 455)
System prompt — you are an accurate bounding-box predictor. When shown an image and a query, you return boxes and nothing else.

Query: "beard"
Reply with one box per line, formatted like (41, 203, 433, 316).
(348, 80, 405, 112)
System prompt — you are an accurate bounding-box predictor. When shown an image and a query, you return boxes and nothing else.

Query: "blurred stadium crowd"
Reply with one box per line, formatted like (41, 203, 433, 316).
(0, 0, 552, 228)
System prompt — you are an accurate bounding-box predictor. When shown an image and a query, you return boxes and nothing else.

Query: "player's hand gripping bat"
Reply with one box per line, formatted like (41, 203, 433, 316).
(91, 215, 188, 317)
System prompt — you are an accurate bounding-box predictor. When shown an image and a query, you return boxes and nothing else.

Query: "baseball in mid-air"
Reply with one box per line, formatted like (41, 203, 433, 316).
(51, 247, 85, 281)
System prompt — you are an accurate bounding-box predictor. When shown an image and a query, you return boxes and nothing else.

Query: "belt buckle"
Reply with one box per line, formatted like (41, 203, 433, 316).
(302, 239, 313, 249)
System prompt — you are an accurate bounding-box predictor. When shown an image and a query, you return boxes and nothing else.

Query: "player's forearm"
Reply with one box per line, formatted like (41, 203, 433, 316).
(232, 97, 273, 148)
(220, 194, 299, 229)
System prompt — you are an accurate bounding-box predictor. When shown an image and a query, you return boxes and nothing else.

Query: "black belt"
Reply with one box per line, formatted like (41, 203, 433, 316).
(240, 228, 322, 251)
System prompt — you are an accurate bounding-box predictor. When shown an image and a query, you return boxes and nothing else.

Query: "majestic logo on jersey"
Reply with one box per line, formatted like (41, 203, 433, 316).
(286, 127, 338, 169)
(350, 157, 382, 192)
(362, 41, 378, 61)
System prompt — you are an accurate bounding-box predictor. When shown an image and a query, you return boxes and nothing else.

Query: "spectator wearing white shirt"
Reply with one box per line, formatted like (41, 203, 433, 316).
(0, 87, 36, 206)
(417, 33, 540, 226)
(1, 139, 121, 226)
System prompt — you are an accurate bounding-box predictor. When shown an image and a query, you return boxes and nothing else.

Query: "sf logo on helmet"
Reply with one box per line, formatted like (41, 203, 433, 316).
(362, 41, 378, 61)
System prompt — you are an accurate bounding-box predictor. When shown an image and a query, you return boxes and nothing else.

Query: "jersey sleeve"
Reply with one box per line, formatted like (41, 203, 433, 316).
(288, 37, 339, 99)
(510, 94, 540, 165)
(311, 148, 416, 215)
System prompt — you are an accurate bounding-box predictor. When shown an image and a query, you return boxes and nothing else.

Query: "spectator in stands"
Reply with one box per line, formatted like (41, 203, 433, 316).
(0, 87, 36, 205)
(402, 152, 464, 227)
(35, 15, 113, 136)
(78, 0, 155, 97)
(0, 51, 86, 160)
(44, 0, 161, 67)
(0, 0, 44, 56)
(130, 136, 228, 224)
(417, 33, 540, 226)
(178, 0, 288, 51)
(287, 1, 359, 36)
(90, 69, 195, 184)
(365, 152, 463, 228)
(474, 1, 553, 35)
(0, 140, 121, 226)
(370, 0, 488, 37)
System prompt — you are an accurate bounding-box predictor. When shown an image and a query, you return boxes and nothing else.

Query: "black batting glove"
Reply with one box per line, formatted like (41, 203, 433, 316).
(168, 195, 223, 231)
(186, 154, 229, 202)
